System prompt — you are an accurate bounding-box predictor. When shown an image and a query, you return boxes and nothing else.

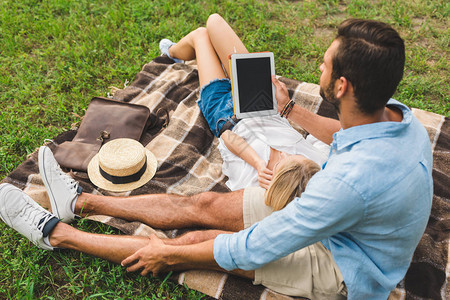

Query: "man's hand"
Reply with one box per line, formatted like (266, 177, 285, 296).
(272, 75, 290, 113)
(256, 160, 273, 189)
(121, 234, 169, 277)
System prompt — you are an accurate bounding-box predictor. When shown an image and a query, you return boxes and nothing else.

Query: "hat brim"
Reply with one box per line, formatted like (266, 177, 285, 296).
(87, 148, 157, 192)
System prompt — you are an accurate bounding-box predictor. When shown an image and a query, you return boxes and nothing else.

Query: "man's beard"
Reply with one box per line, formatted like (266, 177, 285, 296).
(320, 82, 340, 113)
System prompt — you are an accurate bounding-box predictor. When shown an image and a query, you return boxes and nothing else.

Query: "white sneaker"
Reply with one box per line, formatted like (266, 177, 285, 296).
(39, 146, 80, 223)
(159, 38, 184, 63)
(0, 183, 55, 250)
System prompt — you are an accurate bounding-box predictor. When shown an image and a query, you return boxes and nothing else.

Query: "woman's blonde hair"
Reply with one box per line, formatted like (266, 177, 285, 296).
(265, 158, 320, 211)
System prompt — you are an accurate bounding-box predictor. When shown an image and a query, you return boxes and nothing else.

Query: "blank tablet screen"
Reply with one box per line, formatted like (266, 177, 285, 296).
(235, 57, 274, 113)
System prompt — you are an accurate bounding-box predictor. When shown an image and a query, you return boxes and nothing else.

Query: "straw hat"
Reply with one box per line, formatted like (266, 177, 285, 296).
(87, 138, 157, 192)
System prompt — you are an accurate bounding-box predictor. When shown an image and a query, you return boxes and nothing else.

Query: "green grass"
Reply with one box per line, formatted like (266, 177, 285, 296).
(0, 219, 205, 299)
(0, 0, 448, 298)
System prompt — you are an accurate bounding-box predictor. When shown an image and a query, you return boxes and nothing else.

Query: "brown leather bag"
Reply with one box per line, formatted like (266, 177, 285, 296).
(53, 97, 151, 171)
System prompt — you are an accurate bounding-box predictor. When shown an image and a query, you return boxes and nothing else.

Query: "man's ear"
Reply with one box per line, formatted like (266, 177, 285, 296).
(336, 76, 351, 99)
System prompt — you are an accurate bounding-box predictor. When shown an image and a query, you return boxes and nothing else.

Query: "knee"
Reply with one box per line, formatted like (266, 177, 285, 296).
(192, 191, 218, 214)
(206, 13, 225, 30)
(191, 26, 209, 45)
(193, 26, 208, 38)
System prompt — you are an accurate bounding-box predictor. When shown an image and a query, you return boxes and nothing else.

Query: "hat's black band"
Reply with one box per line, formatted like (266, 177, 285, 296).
(99, 158, 147, 185)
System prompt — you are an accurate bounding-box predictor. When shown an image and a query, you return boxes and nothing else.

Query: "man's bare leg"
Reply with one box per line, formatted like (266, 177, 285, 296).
(49, 222, 149, 264)
(76, 190, 244, 232)
(161, 228, 256, 279)
(70, 18, 245, 235)
(48, 223, 222, 263)
(49, 223, 254, 279)
(157, 229, 256, 279)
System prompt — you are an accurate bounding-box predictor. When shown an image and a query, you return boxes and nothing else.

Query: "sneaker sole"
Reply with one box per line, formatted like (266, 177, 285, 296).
(0, 183, 9, 193)
(38, 146, 63, 221)
(0, 183, 12, 224)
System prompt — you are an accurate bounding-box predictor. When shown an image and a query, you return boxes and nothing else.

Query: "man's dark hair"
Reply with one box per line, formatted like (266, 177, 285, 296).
(332, 19, 405, 114)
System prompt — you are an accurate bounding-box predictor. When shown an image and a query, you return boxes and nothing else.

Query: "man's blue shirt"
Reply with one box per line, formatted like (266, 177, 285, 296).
(213, 99, 433, 299)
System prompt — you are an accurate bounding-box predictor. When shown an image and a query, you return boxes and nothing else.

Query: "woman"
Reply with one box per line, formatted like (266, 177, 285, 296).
(159, 14, 329, 209)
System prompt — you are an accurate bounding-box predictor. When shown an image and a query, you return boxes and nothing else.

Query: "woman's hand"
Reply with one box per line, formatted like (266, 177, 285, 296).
(121, 234, 170, 277)
(271, 75, 290, 113)
(256, 160, 273, 189)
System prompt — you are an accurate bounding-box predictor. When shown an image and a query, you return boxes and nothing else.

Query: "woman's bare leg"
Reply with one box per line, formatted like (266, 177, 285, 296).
(169, 14, 249, 79)
(167, 27, 226, 87)
(206, 13, 249, 77)
(75, 190, 244, 232)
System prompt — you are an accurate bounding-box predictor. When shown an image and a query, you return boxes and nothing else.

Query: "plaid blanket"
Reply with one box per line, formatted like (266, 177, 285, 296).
(3, 56, 449, 300)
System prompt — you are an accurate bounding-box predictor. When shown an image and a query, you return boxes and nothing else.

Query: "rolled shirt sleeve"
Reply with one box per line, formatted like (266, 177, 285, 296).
(213, 101, 434, 298)
(213, 174, 365, 271)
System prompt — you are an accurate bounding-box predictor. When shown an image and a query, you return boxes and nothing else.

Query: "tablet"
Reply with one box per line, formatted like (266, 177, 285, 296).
(229, 52, 277, 119)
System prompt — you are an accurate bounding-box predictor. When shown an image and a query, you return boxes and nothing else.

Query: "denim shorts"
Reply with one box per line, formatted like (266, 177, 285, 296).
(197, 79, 237, 137)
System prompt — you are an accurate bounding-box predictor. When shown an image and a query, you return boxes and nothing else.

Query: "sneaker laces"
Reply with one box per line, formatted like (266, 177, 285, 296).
(54, 161, 78, 194)
(19, 199, 52, 232)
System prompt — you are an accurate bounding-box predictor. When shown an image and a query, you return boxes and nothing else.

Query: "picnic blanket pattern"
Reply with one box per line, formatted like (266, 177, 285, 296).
(2, 56, 449, 300)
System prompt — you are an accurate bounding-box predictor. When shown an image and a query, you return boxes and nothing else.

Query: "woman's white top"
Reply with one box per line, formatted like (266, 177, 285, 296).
(217, 114, 330, 191)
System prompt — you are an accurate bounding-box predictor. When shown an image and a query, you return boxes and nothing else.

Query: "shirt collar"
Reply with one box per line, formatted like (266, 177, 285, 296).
(332, 99, 412, 151)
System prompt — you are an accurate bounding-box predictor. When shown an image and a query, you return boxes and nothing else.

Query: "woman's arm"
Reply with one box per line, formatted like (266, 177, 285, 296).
(221, 129, 273, 189)
(272, 76, 341, 145)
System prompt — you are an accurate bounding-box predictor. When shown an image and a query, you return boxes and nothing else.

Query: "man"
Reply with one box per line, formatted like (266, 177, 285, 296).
(0, 16, 432, 299)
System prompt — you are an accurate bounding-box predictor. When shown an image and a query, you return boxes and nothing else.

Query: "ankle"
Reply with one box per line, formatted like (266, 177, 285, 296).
(159, 39, 184, 63)
(168, 45, 175, 58)
(168, 44, 182, 62)
(74, 193, 91, 215)
(48, 222, 67, 248)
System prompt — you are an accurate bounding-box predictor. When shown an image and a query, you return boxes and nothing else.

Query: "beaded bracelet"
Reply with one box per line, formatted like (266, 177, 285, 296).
(280, 100, 295, 118)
